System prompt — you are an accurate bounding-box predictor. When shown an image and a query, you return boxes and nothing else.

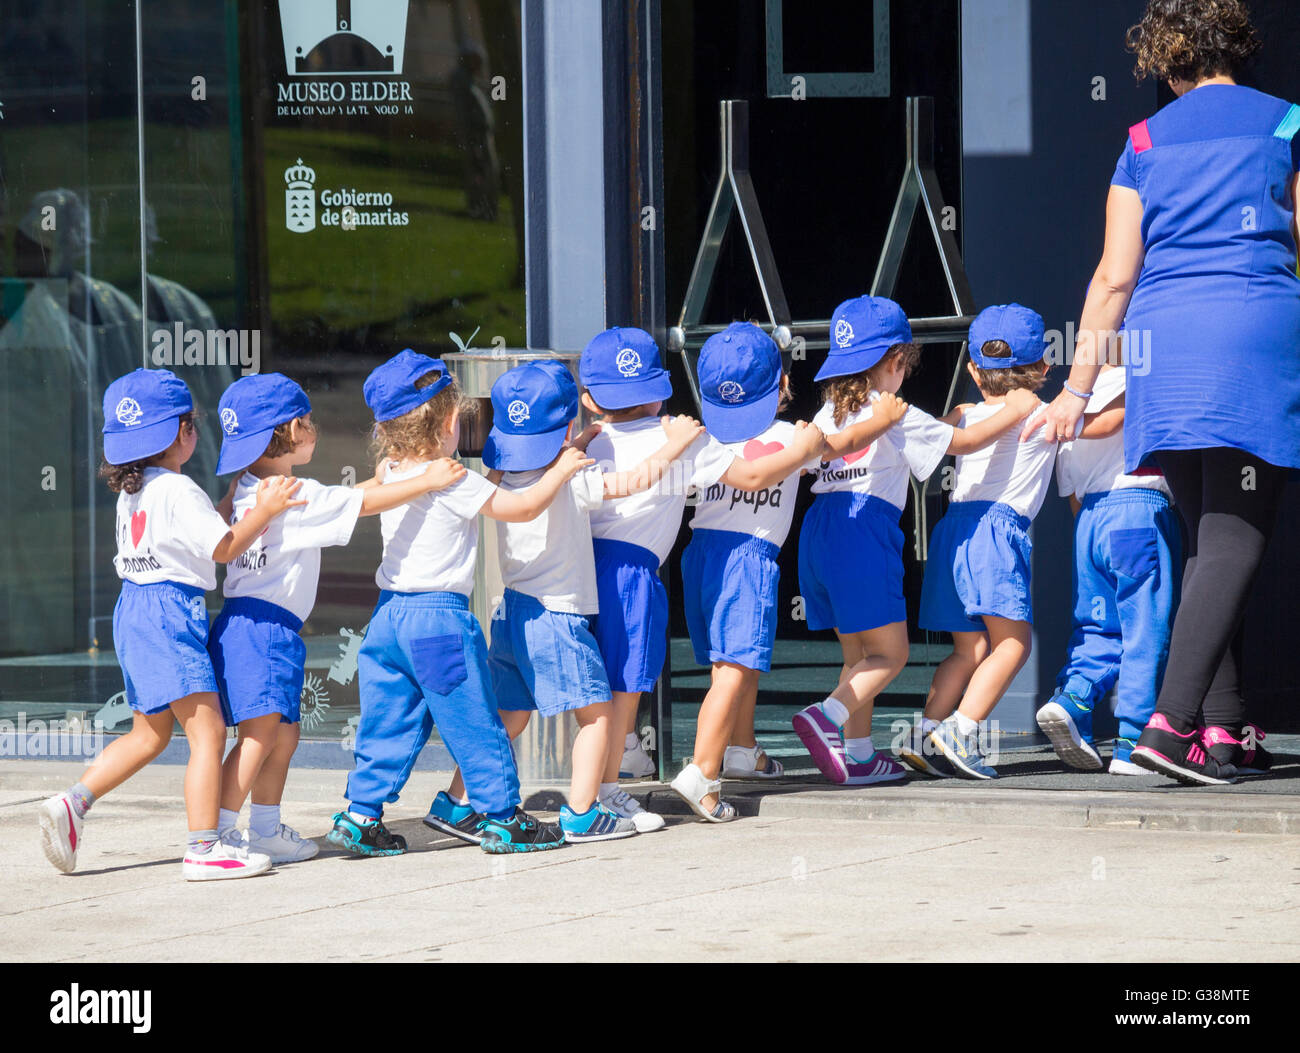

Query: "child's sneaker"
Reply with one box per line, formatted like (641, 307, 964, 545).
(248, 823, 319, 863)
(1131, 714, 1236, 786)
(182, 838, 273, 880)
(1108, 737, 1145, 775)
(477, 808, 566, 853)
(842, 748, 907, 786)
(792, 703, 848, 784)
(599, 787, 666, 832)
(1203, 724, 1273, 775)
(928, 716, 998, 780)
(896, 724, 954, 778)
(36, 793, 83, 874)
(423, 791, 485, 845)
(618, 735, 657, 779)
(326, 812, 408, 856)
(721, 744, 784, 779)
(1036, 690, 1102, 771)
(559, 802, 638, 843)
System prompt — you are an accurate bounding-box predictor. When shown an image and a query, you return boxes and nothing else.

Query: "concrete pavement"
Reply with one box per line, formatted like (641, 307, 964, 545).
(3, 760, 1299, 962)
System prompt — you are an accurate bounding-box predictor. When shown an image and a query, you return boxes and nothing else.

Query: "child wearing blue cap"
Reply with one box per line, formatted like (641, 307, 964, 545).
(330, 350, 591, 856)
(37, 368, 303, 881)
(671, 322, 826, 820)
(1036, 344, 1181, 775)
(910, 304, 1056, 780)
(208, 372, 467, 863)
(431, 359, 706, 841)
(579, 327, 825, 812)
(792, 297, 1039, 786)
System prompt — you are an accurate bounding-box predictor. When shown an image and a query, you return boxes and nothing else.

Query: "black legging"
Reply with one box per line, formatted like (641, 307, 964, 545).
(1153, 448, 1287, 734)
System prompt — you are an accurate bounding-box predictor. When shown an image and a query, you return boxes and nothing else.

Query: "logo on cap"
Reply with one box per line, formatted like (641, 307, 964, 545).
(615, 348, 642, 377)
(220, 408, 240, 435)
(115, 398, 143, 426)
(507, 400, 530, 426)
(718, 381, 746, 404)
(834, 319, 855, 349)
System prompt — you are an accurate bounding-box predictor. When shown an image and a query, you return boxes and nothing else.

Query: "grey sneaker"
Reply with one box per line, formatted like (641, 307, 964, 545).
(928, 716, 998, 780)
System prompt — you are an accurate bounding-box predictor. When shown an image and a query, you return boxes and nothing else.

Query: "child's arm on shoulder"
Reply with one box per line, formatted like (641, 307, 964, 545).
(216, 475, 239, 523)
(938, 403, 974, 426)
(481, 447, 594, 523)
(821, 392, 908, 460)
(1077, 395, 1125, 439)
(358, 457, 467, 516)
(722, 419, 827, 491)
(602, 415, 704, 499)
(946, 389, 1040, 455)
(212, 475, 305, 562)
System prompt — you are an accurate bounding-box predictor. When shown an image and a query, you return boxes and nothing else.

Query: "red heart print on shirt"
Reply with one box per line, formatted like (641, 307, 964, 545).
(130, 511, 147, 548)
(843, 445, 871, 465)
(743, 439, 785, 461)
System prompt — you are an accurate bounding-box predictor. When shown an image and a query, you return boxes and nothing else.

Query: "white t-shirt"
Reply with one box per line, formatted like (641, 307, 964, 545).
(586, 418, 734, 565)
(688, 420, 819, 546)
(951, 400, 1056, 519)
(222, 473, 365, 622)
(810, 396, 954, 511)
(375, 464, 497, 595)
(113, 467, 231, 590)
(1055, 368, 1172, 502)
(495, 465, 605, 615)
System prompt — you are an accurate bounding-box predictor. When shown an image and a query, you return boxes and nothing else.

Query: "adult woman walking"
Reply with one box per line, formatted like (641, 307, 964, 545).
(1029, 0, 1300, 784)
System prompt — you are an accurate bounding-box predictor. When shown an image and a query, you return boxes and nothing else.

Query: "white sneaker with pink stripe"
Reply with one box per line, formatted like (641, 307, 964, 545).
(182, 835, 272, 881)
(37, 793, 83, 874)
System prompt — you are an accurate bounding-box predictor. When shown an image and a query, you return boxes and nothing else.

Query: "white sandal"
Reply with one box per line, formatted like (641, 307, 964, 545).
(669, 763, 738, 823)
(722, 744, 785, 779)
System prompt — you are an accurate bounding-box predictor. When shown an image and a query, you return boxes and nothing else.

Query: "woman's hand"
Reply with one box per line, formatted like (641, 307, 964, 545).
(1022, 389, 1087, 443)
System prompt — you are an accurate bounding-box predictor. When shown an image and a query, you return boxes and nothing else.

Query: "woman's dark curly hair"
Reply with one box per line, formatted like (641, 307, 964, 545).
(1126, 0, 1260, 84)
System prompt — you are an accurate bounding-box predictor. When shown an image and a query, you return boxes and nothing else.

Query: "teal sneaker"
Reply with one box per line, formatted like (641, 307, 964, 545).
(423, 791, 484, 845)
(1036, 690, 1102, 771)
(477, 808, 566, 854)
(928, 717, 998, 780)
(559, 802, 638, 843)
(326, 812, 407, 856)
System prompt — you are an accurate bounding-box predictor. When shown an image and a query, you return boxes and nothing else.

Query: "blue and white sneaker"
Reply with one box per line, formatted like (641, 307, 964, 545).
(896, 723, 954, 778)
(477, 809, 566, 854)
(928, 716, 998, 780)
(423, 791, 485, 845)
(1108, 736, 1145, 775)
(326, 812, 407, 856)
(559, 802, 638, 843)
(1036, 690, 1102, 771)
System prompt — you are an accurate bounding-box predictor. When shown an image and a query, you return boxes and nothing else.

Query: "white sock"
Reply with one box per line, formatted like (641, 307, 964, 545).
(820, 697, 850, 727)
(250, 803, 280, 838)
(955, 712, 980, 736)
(624, 732, 640, 751)
(217, 807, 239, 836)
(921, 717, 939, 733)
(348, 810, 376, 826)
(844, 736, 874, 759)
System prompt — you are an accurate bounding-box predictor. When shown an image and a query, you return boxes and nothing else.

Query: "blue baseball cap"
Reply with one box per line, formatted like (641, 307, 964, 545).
(483, 361, 579, 471)
(814, 296, 913, 382)
(102, 368, 193, 465)
(216, 373, 313, 475)
(579, 327, 672, 410)
(969, 303, 1046, 368)
(364, 349, 453, 422)
(698, 322, 782, 443)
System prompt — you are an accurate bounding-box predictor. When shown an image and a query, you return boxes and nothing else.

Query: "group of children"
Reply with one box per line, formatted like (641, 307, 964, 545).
(36, 293, 1214, 880)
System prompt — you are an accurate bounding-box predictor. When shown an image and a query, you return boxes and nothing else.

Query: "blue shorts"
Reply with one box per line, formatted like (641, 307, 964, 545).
(490, 589, 611, 717)
(209, 597, 306, 726)
(683, 529, 781, 671)
(590, 538, 667, 694)
(797, 492, 906, 633)
(113, 580, 217, 715)
(919, 501, 1033, 632)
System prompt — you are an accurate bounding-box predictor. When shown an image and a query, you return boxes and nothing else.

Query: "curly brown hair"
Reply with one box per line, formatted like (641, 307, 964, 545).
(1126, 0, 1260, 84)
(970, 340, 1047, 397)
(99, 413, 194, 494)
(821, 343, 920, 427)
(370, 372, 474, 464)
